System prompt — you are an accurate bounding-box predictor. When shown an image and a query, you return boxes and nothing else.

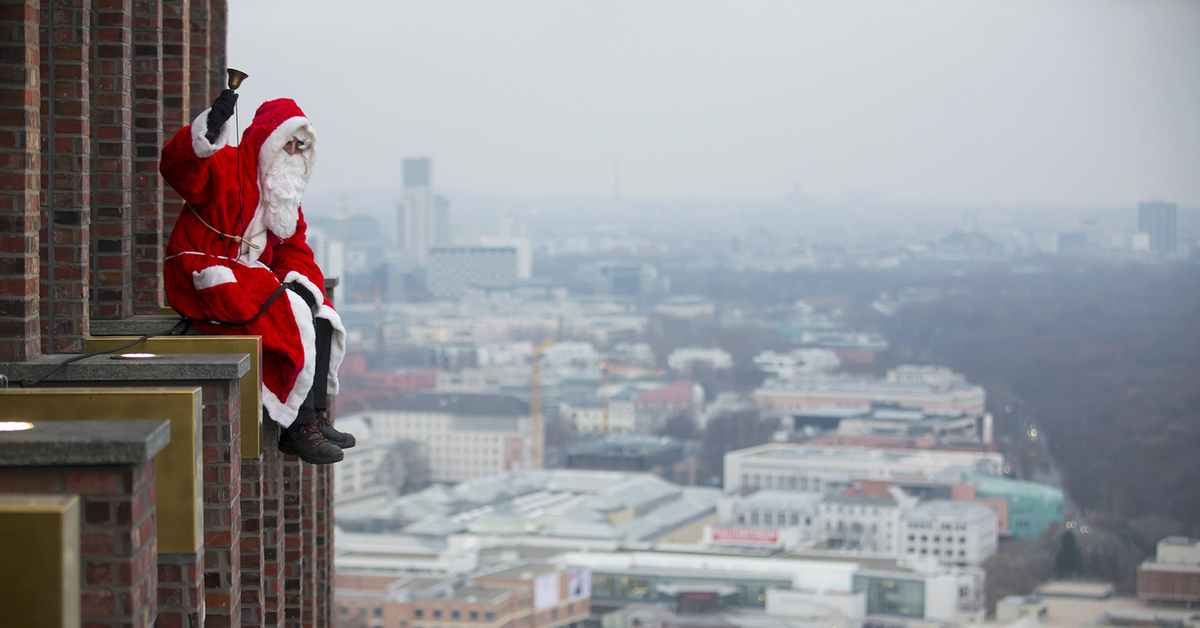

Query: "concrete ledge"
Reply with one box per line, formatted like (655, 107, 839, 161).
(0, 352, 249, 383)
(0, 420, 170, 467)
(90, 315, 194, 337)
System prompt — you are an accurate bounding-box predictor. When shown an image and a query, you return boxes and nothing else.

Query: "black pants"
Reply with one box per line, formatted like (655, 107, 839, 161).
(286, 316, 333, 427)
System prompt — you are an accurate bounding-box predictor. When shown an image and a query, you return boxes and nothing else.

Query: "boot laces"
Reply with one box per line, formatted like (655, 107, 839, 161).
(299, 421, 328, 443)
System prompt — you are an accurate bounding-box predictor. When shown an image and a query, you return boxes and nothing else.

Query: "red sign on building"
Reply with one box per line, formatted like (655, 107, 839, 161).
(710, 526, 778, 544)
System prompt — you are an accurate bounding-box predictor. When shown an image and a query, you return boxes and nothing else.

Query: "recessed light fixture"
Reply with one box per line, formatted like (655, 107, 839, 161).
(0, 422, 34, 432)
(112, 353, 158, 359)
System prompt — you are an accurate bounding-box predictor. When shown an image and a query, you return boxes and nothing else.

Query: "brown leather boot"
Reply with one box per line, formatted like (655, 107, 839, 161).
(316, 409, 355, 449)
(279, 421, 344, 464)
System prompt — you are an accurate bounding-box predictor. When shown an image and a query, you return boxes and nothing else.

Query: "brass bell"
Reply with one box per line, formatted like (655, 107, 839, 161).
(227, 68, 249, 90)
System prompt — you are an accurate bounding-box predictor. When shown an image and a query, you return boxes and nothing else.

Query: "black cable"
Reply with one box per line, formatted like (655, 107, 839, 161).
(17, 317, 192, 388)
(187, 281, 290, 327)
(18, 279, 287, 388)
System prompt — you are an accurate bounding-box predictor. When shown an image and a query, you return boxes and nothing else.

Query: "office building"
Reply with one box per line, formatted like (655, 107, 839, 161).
(396, 158, 450, 264)
(755, 366, 986, 416)
(333, 417, 391, 511)
(1138, 201, 1178, 254)
(334, 564, 590, 628)
(899, 500, 998, 566)
(426, 246, 519, 298)
(724, 443, 1003, 494)
(1139, 537, 1200, 605)
(964, 475, 1064, 540)
(342, 393, 532, 483)
(565, 435, 696, 485)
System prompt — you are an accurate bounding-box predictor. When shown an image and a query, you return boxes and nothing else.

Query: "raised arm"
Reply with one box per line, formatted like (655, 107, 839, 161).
(159, 90, 238, 206)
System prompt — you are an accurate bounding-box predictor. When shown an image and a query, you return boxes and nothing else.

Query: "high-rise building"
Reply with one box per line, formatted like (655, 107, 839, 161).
(396, 158, 450, 264)
(425, 246, 519, 298)
(1138, 201, 1178, 254)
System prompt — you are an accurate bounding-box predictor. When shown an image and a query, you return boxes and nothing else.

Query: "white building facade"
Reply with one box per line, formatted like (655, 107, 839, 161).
(899, 501, 999, 566)
(344, 393, 532, 483)
(723, 444, 1004, 494)
(333, 417, 391, 511)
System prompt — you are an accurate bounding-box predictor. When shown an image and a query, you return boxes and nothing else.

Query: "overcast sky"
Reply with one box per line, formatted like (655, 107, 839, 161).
(228, 1, 1200, 206)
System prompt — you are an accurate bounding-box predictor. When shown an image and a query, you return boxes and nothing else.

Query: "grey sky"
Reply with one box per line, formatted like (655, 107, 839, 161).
(229, 1, 1200, 206)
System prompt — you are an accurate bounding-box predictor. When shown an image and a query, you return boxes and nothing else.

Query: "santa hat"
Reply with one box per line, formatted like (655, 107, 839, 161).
(239, 98, 317, 181)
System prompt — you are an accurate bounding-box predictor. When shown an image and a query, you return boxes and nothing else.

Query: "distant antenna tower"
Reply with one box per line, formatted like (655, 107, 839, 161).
(338, 192, 349, 244)
(613, 160, 620, 202)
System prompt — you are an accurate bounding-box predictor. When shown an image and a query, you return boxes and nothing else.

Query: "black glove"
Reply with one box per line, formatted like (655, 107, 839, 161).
(204, 89, 238, 143)
(285, 281, 318, 310)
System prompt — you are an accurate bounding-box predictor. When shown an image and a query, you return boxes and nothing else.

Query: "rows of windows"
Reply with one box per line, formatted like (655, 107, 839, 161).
(908, 521, 970, 531)
(413, 608, 495, 622)
(907, 534, 969, 544)
(907, 547, 968, 558)
(740, 473, 822, 491)
(736, 510, 812, 527)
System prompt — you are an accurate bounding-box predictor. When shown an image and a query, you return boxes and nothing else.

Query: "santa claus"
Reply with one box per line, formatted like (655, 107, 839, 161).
(160, 90, 353, 464)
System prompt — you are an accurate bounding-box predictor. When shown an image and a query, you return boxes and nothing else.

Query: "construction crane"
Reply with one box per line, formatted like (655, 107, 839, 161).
(529, 338, 553, 469)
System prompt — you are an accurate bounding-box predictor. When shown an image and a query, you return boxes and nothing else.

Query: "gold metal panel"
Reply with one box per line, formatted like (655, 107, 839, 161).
(160, 306, 179, 316)
(0, 495, 80, 627)
(85, 335, 263, 457)
(0, 388, 203, 553)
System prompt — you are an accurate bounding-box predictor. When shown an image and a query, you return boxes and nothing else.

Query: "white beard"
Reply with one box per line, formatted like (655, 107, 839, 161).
(260, 151, 310, 239)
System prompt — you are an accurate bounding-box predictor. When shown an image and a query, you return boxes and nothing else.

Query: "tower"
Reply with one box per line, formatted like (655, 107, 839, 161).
(395, 158, 450, 265)
(1138, 201, 1178, 255)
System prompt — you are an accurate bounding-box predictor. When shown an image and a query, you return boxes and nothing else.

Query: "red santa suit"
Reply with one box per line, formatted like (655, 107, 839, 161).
(161, 98, 345, 428)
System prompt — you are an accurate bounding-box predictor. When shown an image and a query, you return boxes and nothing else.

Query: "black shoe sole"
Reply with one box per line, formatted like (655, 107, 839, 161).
(278, 440, 344, 464)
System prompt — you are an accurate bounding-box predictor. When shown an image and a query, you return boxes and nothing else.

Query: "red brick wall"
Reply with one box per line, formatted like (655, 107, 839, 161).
(37, 0, 91, 354)
(259, 421, 286, 627)
(160, 0, 189, 235)
(282, 455, 324, 626)
(89, 0, 134, 321)
(0, 0, 42, 361)
(158, 550, 204, 628)
(301, 462, 317, 626)
(316, 464, 332, 626)
(1139, 567, 1200, 603)
(207, 0, 225, 97)
(0, 461, 158, 627)
(201, 378, 243, 627)
(131, 0, 163, 314)
(186, 0, 209, 119)
(283, 457, 304, 623)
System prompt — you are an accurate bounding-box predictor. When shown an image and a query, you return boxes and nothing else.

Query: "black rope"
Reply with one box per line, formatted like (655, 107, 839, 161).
(187, 281, 290, 327)
(17, 317, 192, 388)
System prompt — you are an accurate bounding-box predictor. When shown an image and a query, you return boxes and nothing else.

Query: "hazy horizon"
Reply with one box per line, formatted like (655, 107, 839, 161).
(230, 1, 1200, 207)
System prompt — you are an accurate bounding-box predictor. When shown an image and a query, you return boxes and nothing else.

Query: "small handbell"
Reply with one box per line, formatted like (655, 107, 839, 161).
(227, 68, 249, 91)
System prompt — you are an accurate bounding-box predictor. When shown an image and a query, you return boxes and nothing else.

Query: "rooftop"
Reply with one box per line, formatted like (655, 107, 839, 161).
(757, 374, 981, 395)
(903, 500, 996, 523)
(972, 475, 1064, 502)
(737, 443, 1001, 468)
(481, 563, 562, 580)
(568, 435, 683, 457)
(377, 393, 530, 417)
(341, 469, 720, 544)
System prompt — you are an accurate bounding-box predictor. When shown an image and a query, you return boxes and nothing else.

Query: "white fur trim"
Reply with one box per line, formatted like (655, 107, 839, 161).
(257, 116, 316, 183)
(282, 271, 323, 309)
(190, 108, 234, 158)
(260, 289, 317, 429)
(315, 304, 346, 395)
(191, 265, 236, 290)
